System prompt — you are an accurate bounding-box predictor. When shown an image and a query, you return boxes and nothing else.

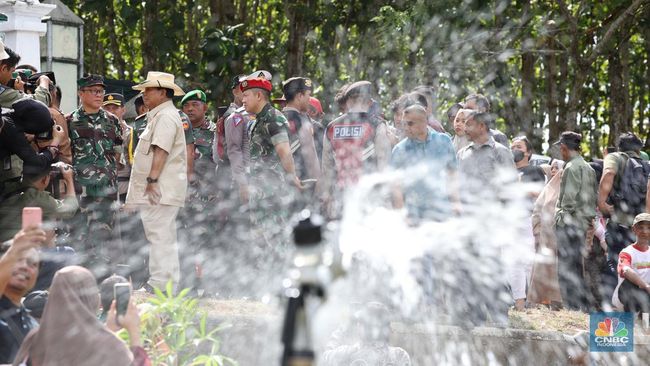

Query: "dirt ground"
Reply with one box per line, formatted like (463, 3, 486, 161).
(508, 306, 589, 335)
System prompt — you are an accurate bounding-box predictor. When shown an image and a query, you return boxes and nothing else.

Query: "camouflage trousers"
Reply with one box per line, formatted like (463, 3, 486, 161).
(72, 195, 124, 281)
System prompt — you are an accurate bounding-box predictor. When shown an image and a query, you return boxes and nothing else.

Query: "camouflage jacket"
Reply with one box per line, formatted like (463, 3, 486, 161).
(67, 107, 122, 194)
(192, 117, 216, 162)
(247, 103, 289, 179)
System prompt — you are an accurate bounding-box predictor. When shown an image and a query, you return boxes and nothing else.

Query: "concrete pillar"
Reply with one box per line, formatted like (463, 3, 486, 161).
(0, 1, 55, 69)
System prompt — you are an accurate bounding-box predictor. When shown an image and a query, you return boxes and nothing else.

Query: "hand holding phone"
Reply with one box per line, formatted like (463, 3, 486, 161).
(22, 207, 42, 229)
(114, 283, 131, 317)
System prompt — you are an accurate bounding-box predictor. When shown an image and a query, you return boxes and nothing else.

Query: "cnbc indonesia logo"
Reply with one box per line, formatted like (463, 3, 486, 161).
(590, 313, 633, 352)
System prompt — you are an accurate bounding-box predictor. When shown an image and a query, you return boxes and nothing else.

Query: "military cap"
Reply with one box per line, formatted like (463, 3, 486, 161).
(554, 131, 582, 150)
(180, 89, 207, 106)
(77, 74, 105, 88)
(240, 78, 272, 92)
(309, 97, 323, 114)
(282, 77, 313, 97)
(246, 70, 272, 80)
(102, 93, 125, 107)
(230, 75, 246, 90)
(344, 81, 373, 99)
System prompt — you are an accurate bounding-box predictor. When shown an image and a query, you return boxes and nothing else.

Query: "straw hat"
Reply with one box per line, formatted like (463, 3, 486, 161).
(132, 71, 185, 96)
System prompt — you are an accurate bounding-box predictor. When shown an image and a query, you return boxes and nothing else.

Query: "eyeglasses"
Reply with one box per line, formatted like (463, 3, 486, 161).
(82, 88, 105, 96)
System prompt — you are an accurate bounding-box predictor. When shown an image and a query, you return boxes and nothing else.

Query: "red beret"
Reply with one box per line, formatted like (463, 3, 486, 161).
(240, 78, 272, 92)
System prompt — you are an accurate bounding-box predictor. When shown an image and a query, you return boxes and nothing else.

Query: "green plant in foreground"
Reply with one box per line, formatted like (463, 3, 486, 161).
(123, 282, 237, 366)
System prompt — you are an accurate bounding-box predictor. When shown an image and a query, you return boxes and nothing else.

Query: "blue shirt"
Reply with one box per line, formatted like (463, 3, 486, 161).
(391, 130, 457, 220)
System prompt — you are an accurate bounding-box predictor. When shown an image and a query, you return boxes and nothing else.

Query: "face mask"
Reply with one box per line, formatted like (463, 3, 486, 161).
(512, 150, 525, 163)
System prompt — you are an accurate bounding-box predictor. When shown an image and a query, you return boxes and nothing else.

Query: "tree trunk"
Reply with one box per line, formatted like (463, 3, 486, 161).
(105, 2, 126, 79)
(141, 0, 158, 74)
(285, 0, 311, 77)
(590, 73, 601, 157)
(185, 1, 201, 63)
(545, 40, 560, 144)
(520, 51, 535, 138)
(607, 27, 629, 147)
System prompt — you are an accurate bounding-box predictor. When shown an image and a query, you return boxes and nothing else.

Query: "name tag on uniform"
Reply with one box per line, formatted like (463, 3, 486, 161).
(333, 125, 363, 139)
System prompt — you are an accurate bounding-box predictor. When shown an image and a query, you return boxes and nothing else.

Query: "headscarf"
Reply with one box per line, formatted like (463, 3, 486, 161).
(13, 266, 133, 366)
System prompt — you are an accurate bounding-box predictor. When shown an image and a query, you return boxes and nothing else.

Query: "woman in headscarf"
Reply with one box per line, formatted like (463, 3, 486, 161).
(12, 266, 149, 366)
(527, 159, 565, 308)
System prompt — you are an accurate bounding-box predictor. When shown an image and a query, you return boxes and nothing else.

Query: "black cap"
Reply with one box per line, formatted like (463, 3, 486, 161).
(103, 93, 125, 106)
(344, 81, 373, 99)
(554, 131, 582, 150)
(10, 98, 53, 135)
(282, 77, 313, 97)
(77, 74, 105, 88)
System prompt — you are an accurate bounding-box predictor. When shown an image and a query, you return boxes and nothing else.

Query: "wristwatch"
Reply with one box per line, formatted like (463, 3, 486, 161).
(146, 177, 158, 184)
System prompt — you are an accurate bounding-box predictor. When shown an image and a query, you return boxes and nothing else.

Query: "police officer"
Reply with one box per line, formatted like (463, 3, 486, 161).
(67, 74, 123, 279)
(319, 81, 391, 219)
(0, 41, 52, 108)
(281, 77, 321, 190)
(224, 75, 251, 204)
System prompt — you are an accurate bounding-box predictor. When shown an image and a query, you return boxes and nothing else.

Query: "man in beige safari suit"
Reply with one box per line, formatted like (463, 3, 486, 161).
(126, 72, 187, 291)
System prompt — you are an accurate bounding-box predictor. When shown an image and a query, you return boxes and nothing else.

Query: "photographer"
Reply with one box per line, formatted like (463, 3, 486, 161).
(0, 99, 65, 195)
(0, 42, 51, 108)
(0, 161, 78, 243)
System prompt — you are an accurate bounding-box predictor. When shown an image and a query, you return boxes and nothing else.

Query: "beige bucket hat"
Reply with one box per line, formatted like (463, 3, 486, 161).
(132, 71, 185, 96)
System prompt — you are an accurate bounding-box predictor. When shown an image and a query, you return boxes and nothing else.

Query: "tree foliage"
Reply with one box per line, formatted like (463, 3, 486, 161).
(62, 0, 650, 155)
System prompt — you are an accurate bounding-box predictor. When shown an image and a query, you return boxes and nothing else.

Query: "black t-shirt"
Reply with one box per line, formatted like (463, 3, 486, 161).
(0, 295, 38, 363)
(518, 164, 546, 183)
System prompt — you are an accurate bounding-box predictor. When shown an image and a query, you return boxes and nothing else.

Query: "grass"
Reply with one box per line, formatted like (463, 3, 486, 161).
(508, 306, 589, 335)
(136, 291, 595, 335)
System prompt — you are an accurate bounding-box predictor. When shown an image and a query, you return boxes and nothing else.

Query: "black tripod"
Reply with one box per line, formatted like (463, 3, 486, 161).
(281, 283, 325, 366)
(280, 212, 327, 366)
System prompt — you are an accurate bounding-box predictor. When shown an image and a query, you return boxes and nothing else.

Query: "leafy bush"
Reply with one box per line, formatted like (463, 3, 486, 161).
(121, 282, 237, 366)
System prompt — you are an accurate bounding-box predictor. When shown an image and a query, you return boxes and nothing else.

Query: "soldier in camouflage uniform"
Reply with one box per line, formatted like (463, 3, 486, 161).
(241, 71, 302, 238)
(237, 71, 302, 294)
(179, 89, 217, 292)
(67, 74, 123, 280)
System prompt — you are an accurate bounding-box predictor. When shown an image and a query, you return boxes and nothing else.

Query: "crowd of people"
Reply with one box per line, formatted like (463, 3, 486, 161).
(1, 31, 650, 364)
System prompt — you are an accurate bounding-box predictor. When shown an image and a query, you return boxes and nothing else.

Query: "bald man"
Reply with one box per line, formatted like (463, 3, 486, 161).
(390, 104, 459, 221)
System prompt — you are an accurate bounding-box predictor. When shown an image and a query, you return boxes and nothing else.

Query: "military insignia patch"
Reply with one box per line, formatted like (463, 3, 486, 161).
(107, 95, 114, 100)
(233, 115, 243, 126)
(183, 122, 190, 130)
(241, 80, 248, 88)
(305, 79, 312, 87)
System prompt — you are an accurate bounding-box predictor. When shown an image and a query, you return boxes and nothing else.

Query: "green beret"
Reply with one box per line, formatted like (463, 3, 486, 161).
(77, 74, 105, 88)
(181, 90, 207, 105)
